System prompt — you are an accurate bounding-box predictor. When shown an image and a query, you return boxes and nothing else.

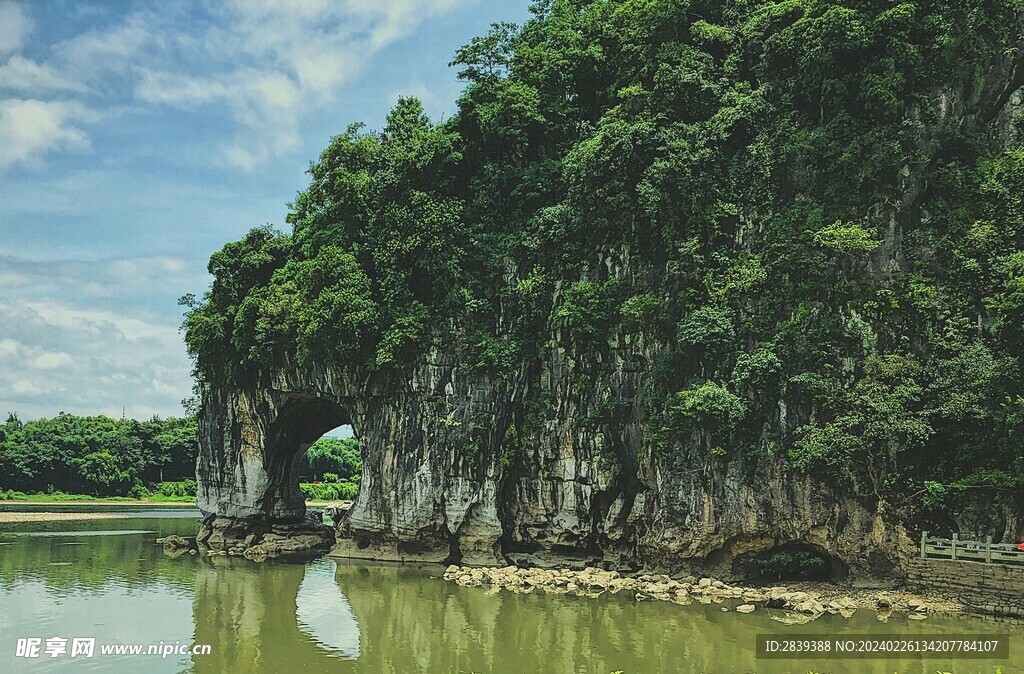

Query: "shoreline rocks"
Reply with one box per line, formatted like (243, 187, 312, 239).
(158, 534, 198, 558)
(440, 565, 963, 623)
(195, 511, 335, 562)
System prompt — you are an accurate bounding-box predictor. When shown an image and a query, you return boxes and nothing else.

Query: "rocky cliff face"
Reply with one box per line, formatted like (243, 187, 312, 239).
(196, 320, 916, 578)
(190, 4, 1024, 579)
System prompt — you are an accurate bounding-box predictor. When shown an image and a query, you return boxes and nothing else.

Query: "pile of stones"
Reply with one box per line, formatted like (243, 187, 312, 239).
(442, 565, 943, 624)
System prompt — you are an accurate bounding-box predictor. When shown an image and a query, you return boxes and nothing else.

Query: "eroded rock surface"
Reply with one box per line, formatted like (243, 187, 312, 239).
(196, 512, 334, 562)
(195, 343, 918, 576)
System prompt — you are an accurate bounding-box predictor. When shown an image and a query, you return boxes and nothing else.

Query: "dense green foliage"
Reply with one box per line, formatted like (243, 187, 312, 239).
(153, 479, 198, 498)
(184, 1, 1024, 523)
(756, 549, 830, 580)
(0, 413, 198, 497)
(298, 437, 360, 500)
(300, 481, 360, 502)
(0, 411, 362, 499)
(299, 437, 361, 482)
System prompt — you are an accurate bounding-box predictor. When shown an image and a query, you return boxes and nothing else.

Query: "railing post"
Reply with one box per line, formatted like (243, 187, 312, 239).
(952, 533, 958, 561)
(985, 535, 992, 564)
(921, 531, 928, 559)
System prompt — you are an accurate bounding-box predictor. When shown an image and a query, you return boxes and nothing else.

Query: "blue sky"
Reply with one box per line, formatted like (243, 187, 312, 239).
(0, 0, 531, 421)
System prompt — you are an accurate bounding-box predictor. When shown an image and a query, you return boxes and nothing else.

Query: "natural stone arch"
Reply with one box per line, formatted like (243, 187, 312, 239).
(194, 364, 515, 566)
(262, 394, 352, 521)
(194, 361, 913, 575)
(196, 388, 352, 559)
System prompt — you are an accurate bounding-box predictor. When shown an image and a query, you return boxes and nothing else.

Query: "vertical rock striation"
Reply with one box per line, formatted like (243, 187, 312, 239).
(189, 4, 1024, 577)
(196, 336, 915, 576)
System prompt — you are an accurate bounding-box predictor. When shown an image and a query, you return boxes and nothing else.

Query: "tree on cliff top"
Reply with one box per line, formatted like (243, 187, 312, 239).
(184, 0, 1024, 517)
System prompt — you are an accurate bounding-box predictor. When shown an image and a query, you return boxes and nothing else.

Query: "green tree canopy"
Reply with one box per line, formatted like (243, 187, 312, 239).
(183, 0, 1024, 522)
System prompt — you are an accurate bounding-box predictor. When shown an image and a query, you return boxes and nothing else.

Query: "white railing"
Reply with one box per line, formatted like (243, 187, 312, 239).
(920, 531, 1024, 566)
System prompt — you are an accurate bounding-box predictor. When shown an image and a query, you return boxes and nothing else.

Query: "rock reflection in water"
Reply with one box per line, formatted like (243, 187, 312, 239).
(191, 557, 360, 673)
(334, 562, 715, 673)
(4, 516, 1022, 674)
(296, 561, 360, 658)
(330, 563, 1024, 674)
(191, 558, 722, 673)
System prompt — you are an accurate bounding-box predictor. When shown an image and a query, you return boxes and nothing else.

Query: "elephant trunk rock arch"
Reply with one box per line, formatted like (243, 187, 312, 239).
(194, 356, 914, 576)
(195, 388, 349, 560)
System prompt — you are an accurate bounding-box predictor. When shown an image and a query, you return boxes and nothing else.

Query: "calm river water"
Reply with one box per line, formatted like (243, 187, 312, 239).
(0, 510, 1019, 673)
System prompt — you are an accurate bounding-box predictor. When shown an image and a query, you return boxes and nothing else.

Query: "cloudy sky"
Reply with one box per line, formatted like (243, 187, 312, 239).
(0, 0, 529, 421)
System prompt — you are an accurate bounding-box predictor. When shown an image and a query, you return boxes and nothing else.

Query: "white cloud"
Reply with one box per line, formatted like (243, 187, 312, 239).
(105, 256, 187, 279)
(345, 0, 468, 48)
(23, 299, 181, 344)
(132, 2, 354, 170)
(0, 99, 90, 169)
(129, 0, 472, 170)
(31, 351, 73, 370)
(11, 380, 43, 396)
(0, 338, 17, 356)
(133, 71, 229, 108)
(228, 0, 333, 20)
(56, 12, 156, 82)
(0, 254, 202, 419)
(0, 0, 475, 172)
(0, 55, 87, 93)
(0, 1, 30, 57)
(0, 298, 192, 419)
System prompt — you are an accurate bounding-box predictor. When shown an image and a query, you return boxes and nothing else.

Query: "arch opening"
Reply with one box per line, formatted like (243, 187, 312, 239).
(264, 395, 356, 523)
(297, 424, 361, 506)
(196, 392, 361, 560)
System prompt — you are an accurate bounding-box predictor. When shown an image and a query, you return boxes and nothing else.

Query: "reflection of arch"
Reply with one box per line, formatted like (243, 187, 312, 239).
(296, 561, 360, 658)
(190, 558, 360, 673)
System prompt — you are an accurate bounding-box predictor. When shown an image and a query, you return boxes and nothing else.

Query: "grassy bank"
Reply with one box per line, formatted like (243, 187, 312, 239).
(1, 490, 194, 504)
(1, 485, 354, 507)
(1, 481, 198, 504)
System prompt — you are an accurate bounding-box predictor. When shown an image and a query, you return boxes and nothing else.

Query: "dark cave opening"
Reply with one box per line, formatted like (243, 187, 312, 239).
(733, 542, 849, 582)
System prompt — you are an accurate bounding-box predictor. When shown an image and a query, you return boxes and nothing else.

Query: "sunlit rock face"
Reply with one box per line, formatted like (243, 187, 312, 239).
(196, 385, 347, 559)
(195, 336, 915, 577)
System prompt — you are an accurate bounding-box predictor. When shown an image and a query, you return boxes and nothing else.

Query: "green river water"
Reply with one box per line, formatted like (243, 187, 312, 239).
(0, 509, 1019, 673)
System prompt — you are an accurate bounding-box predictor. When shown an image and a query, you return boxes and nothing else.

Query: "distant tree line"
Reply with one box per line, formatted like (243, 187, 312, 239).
(0, 411, 361, 499)
(0, 412, 198, 496)
(299, 436, 360, 483)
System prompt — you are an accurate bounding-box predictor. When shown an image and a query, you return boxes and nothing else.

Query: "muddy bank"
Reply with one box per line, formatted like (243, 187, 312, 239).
(441, 565, 963, 624)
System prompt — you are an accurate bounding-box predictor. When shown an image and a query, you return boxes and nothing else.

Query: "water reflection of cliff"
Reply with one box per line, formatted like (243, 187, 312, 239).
(334, 563, 726, 673)
(327, 564, 1013, 674)
(189, 559, 802, 673)
(191, 558, 359, 673)
(191, 559, 1024, 674)
(7, 518, 1020, 673)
